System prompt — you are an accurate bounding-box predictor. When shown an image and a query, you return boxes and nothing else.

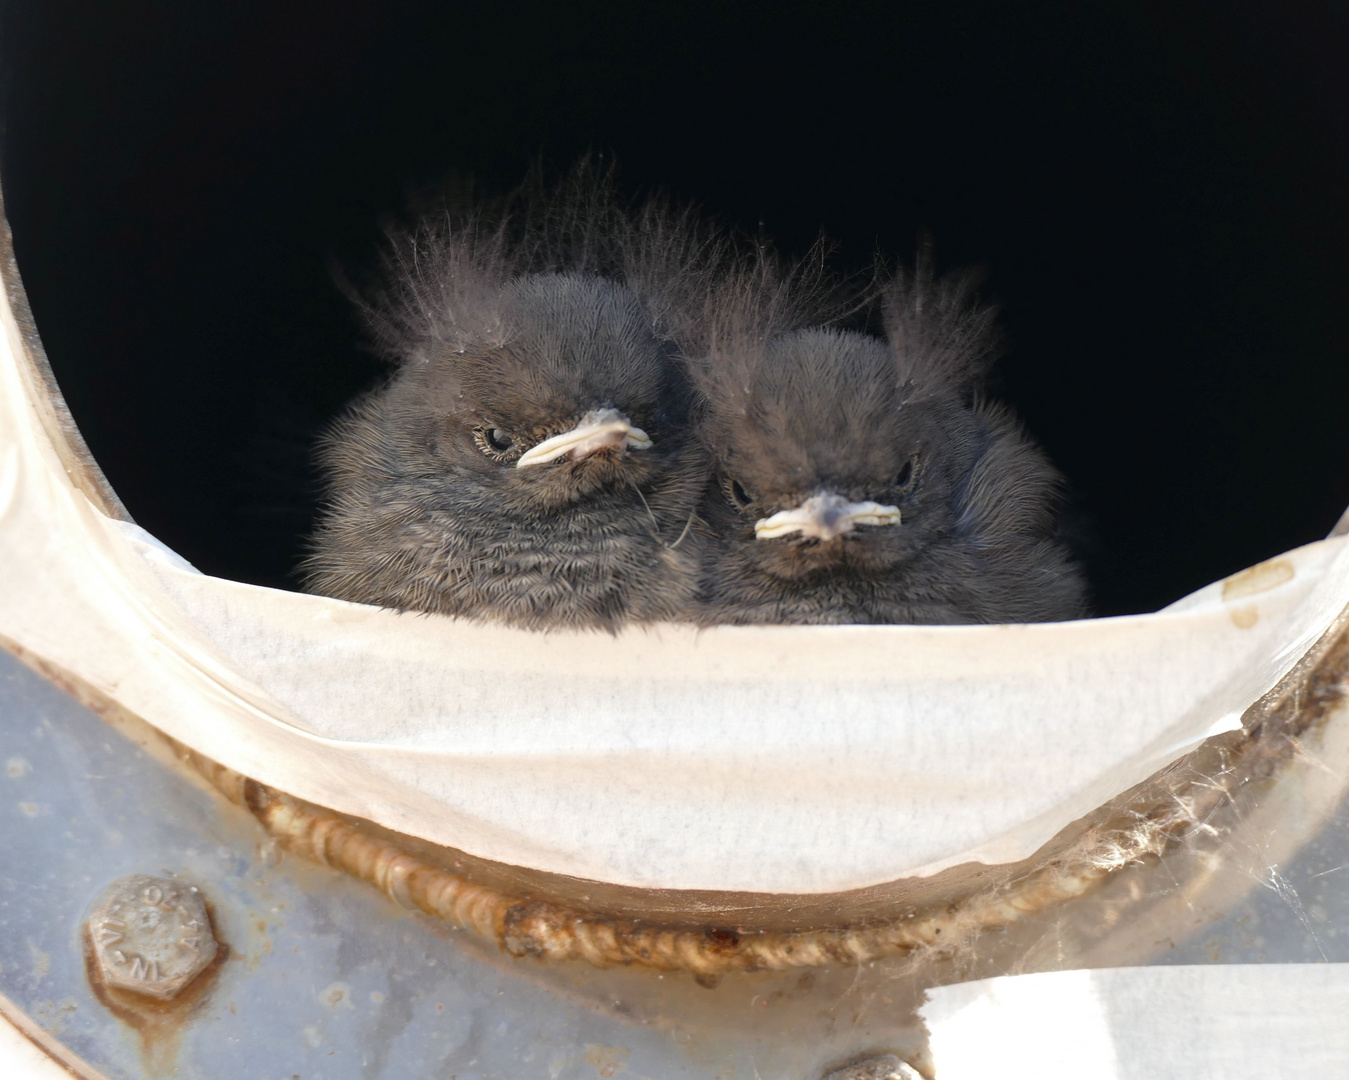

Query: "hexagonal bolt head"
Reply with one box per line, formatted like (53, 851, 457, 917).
(86, 875, 218, 1000)
(822, 1056, 923, 1080)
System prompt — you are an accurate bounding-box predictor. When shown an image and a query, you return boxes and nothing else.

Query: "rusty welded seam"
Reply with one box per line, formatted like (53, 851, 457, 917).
(161, 625, 1349, 975)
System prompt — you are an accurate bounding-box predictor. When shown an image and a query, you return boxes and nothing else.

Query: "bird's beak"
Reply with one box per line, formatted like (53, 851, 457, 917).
(754, 492, 901, 541)
(515, 408, 653, 469)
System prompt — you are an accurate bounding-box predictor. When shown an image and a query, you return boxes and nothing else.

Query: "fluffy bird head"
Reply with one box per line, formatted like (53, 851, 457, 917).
(690, 259, 1084, 623)
(381, 272, 685, 513)
(699, 325, 992, 581)
(305, 174, 719, 630)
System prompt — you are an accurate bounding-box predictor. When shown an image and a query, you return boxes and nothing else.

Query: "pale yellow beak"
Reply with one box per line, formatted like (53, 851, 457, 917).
(754, 492, 901, 541)
(515, 408, 653, 469)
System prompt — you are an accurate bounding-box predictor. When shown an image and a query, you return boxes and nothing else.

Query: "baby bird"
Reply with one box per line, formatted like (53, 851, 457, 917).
(304, 188, 711, 630)
(689, 262, 1087, 625)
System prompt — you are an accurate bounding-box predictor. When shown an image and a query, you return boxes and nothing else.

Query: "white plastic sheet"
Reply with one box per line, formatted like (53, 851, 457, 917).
(3, 268, 1348, 894)
(921, 964, 1349, 1079)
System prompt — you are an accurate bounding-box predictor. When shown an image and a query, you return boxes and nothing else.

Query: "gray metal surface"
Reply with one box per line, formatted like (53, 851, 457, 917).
(2, 644, 1348, 1078)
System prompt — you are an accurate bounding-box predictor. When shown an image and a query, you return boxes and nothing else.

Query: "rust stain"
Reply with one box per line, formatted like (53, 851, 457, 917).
(82, 904, 228, 1077)
(241, 914, 275, 972)
(1222, 557, 1295, 601)
(320, 981, 354, 1011)
(583, 1043, 630, 1078)
(28, 941, 51, 979)
(28, 997, 77, 1036)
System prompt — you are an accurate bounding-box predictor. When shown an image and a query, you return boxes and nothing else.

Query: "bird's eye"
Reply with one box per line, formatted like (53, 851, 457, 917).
(894, 454, 919, 492)
(473, 426, 519, 462)
(723, 476, 754, 511)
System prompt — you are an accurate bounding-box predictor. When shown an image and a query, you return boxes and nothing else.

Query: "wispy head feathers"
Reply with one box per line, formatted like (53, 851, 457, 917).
(684, 236, 862, 417)
(881, 247, 1002, 399)
(353, 160, 736, 366)
(689, 239, 1002, 429)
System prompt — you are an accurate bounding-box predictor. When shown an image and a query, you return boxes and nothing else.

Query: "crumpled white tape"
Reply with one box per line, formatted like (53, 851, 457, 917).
(2, 264, 1348, 893)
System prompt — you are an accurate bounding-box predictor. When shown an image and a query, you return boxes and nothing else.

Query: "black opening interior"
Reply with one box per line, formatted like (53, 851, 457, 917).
(2, 1, 1347, 615)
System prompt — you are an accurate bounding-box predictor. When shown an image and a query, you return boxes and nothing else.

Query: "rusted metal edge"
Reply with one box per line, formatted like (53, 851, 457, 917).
(0, 188, 131, 522)
(0, 987, 110, 1080)
(8, 625, 1344, 976)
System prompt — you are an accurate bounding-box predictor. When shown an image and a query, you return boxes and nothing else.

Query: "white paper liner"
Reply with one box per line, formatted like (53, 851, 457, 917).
(3, 268, 1347, 894)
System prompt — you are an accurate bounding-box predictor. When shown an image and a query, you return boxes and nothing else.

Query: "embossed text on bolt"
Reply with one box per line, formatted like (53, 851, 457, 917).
(87, 874, 218, 1000)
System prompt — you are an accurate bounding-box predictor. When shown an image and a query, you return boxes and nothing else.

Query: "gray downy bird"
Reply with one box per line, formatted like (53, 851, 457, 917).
(304, 193, 712, 631)
(688, 262, 1087, 625)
